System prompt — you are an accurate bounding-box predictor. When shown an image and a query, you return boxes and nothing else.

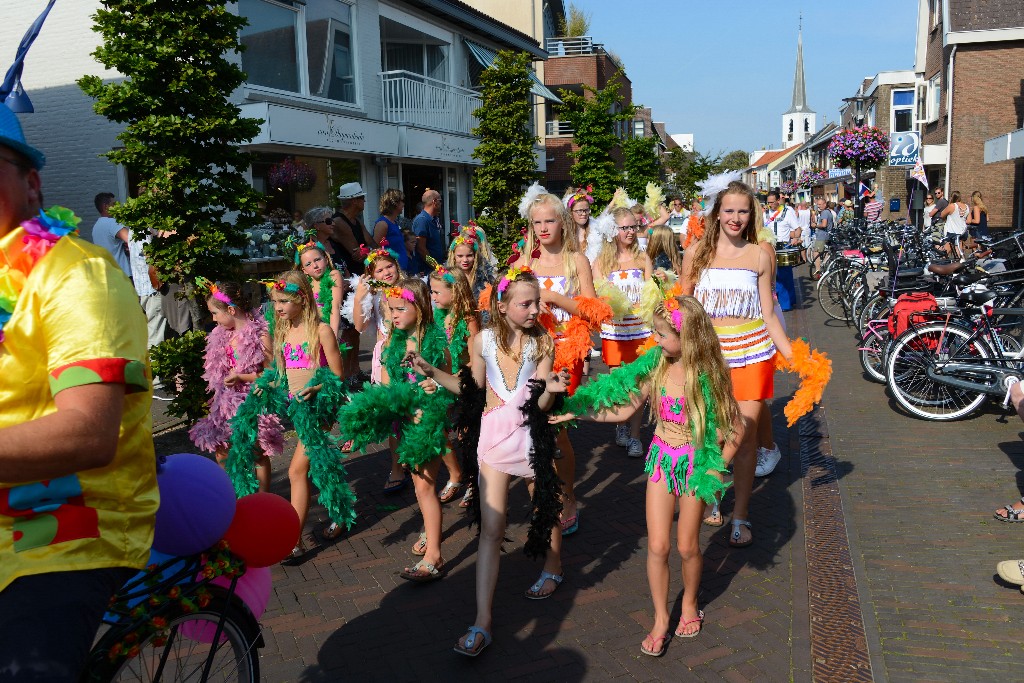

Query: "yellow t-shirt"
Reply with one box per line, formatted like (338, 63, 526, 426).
(0, 228, 158, 591)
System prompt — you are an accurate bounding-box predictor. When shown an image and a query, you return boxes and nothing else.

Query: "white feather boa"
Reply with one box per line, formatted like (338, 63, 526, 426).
(340, 274, 374, 325)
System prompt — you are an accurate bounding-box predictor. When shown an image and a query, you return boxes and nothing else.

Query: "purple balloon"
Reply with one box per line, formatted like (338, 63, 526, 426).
(152, 453, 236, 557)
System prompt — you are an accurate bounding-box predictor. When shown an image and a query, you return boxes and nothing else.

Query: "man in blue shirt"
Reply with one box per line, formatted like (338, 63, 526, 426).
(412, 189, 445, 263)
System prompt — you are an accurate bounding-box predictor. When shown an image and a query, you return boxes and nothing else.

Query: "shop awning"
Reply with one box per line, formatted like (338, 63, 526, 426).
(465, 40, 562, 103)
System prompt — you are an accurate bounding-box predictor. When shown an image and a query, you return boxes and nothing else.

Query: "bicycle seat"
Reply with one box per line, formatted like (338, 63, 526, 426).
(928, 262, 964, 277)
(959, 289, 997, 307)
(893, 267, 925, 279)
(952, 271, 987, 286)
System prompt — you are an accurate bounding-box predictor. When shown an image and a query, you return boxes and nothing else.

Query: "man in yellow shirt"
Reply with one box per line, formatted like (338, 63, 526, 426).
(0, 105, 158, 680)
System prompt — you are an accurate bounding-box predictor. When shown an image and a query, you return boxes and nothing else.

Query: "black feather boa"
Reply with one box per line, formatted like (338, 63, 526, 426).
(451, 365, 484, 527)
(522, 380, 564, 559)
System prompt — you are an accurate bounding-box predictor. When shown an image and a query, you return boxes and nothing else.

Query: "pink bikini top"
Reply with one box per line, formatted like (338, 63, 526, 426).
(225, 344, 238, 369)
(659, 389, 687, 424)
(282, 341, 328, 370)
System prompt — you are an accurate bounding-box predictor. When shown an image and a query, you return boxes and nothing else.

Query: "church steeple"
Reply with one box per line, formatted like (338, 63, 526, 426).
(781, 15, 817, 147)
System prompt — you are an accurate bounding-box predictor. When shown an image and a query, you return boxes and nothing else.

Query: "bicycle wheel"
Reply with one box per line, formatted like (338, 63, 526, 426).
(885, 323, 992, 421)
(88, 596, 260, 683)
(849, 283, 868, 325)
(857, 293, 890, 334)
(818, 270, 851, 321)
(859, 328, 889, 383)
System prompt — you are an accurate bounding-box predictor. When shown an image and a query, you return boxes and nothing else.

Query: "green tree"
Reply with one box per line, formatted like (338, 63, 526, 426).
(668, 150, 722, 201)
(471, 50, 539, 265)
(79, 0, 263, 285)
(621, 134, 662, 200)
(559, 3, 592, 37)
(720, 149, 750, 171)
(557, 73, 636, 205)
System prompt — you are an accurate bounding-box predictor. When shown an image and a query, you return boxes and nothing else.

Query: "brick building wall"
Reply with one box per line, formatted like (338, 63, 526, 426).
(948, 43, 1024, 227)
(920, 19, 948, 148)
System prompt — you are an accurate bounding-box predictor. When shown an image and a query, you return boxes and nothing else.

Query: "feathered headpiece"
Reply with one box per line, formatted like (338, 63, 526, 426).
(696, 170, 744, 208)
(643, 182, 665, 222)
(293, 238, 329, 265)
(584, 210, 619, 264)
(565, 185, 594, 210)
(262, 279, 301, 294)
(608, 187, 635, 211)
(195, 276, 235, 307)
(654, 276, 685, 331)
(497, 265, 533, 300)
(426, 255, 456, 285)
(517, 182, 548, 220)
(384, 286, 415, 302)
(361, 238, 400, 268)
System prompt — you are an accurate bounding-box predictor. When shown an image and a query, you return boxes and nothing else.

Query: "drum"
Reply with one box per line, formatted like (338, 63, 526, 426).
(776, 248, 801, 267)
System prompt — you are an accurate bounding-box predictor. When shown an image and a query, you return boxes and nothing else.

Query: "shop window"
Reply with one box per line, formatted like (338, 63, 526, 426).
(892, 89, 914, 133)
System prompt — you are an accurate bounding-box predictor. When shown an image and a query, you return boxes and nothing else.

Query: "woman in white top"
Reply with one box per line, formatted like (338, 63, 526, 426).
(940, 191, 970, 258)
(923, 192, 936, 232)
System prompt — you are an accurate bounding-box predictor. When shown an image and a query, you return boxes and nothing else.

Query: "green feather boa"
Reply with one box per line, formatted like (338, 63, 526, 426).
(435, 311, 470, 365)
(337, 325, 453, 471)
(313, 270, 335, 326)
(226, 365, 358, 530)
(564, 346, 662, 416)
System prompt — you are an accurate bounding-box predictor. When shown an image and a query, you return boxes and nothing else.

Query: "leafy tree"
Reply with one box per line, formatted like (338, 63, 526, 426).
(621, 134, 661, 200)
(720, 149, 750, 172)
(557, 73, 636, 205)
(471, 50, 539, 265)
(667, 150, 722, 201)
(79, 0, 263, 285)
(559, 3, 592, 37)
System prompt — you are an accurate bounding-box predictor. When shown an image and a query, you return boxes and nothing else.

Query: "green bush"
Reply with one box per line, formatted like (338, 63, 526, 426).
(150, 330, 210, 426)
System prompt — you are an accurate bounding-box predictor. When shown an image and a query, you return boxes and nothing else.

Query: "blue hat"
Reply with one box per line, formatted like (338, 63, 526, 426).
(0, 103, 44, 169)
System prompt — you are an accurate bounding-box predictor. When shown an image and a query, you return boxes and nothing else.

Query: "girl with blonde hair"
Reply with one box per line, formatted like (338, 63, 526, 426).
(552, 294, 739, 654)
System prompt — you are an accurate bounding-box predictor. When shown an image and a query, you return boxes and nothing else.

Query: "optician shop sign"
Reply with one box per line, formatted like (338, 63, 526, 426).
(888, 132, 920, 167)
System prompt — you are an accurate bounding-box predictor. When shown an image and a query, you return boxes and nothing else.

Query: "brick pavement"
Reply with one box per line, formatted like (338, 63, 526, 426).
(797, 271, 1024, 683)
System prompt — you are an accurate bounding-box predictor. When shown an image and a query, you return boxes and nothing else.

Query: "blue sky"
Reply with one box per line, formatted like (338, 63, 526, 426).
(583, 0, 919, 155)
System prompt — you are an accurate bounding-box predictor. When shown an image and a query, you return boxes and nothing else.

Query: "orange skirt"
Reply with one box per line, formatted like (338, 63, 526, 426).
(601, 338, 646, 367)
(730, 360, 775, 401)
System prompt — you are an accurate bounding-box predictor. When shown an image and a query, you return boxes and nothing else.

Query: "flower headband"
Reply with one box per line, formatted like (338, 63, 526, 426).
(294, 238, 328, 265)
(426, 256, 455, 285)
(653, 276, 685, 332)
(497, 265, 533, 300)
(567, 185, 594, 210)
(262, 279, 302, 294)
(195, 276, 235, 307)
(360, 238, 400, 267)
(384, 286, 415, 302)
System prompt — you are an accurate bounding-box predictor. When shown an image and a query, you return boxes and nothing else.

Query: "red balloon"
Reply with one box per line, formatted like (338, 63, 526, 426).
(223, 494, 300, 568)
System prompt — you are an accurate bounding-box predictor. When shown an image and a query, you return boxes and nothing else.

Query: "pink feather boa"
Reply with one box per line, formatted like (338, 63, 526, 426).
(189, 314, 284, 456)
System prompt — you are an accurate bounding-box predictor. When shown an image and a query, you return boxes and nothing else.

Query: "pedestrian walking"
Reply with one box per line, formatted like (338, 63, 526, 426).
(968, 190, 989, 239)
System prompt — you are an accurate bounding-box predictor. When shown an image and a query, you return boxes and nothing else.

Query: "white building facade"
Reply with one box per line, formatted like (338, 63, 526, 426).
(1, 0, 547, 238)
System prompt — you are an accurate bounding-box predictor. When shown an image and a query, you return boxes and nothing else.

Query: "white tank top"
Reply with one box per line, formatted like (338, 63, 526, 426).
(480, 328, 538, 403)
(694, 268, 763, 319)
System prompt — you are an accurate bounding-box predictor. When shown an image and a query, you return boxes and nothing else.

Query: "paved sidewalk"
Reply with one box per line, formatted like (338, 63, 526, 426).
(802, 273, 1024, 683)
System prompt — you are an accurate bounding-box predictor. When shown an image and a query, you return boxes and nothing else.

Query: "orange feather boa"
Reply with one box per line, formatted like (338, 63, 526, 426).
(774, 338, 832, 426)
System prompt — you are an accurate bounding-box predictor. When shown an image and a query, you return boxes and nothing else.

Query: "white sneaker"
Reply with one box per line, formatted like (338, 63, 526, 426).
(627, 437, 644, 458)
(615, 424, 630, 448)
(590, 347, 601, 358)
(755, 444, 782, 477)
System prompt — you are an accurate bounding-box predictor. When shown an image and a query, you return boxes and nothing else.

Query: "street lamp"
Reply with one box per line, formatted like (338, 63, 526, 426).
(842, 94, 875, 220)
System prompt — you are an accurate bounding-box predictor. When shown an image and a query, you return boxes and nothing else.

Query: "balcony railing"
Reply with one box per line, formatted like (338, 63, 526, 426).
(379, 70, 480, 135)
(544, 36, 622, 70)
(545, 119, 574, 137)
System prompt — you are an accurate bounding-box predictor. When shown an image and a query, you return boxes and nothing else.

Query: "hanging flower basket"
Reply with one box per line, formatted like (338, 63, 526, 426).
(779, 180, 797, 196)
(797, 168, 827, 188)
(828, 127, 889, 170)
(267, 158, 317, 192)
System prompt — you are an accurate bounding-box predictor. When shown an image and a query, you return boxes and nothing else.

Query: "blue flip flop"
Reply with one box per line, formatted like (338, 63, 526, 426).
(454, 626, 491, 657)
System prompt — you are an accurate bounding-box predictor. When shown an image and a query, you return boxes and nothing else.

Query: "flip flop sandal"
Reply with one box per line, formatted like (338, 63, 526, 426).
(321, 522, 345, 540)
(729, 519, 753, 548)
(674, 610, 704, 638)
(400, 558, 445, 583)
(703, 503, 723, 527)
(640, 632, 669, 657)
(453, 626, 492, 657)
(411, 532, 427, 556)
(560, 510, 579, 536)
(994, 498, 1024, 522)
(525, 570, 563, 600)
(459, 489, 473, 508)
(438, 481, 463, 504)
(383, 473, 408, 495)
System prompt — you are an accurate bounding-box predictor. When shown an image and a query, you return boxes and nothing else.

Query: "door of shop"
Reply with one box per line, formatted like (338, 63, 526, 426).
(402, 164, 445, 222)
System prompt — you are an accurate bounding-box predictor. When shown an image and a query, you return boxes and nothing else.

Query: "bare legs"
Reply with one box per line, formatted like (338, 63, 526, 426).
(757, 402, 774, 451)
(457, 463, 563, 653)
(287, 442, 310, 540)
(722, 400, 762, 545)
(409, 458, 443, 567)
(341, 327, 360, 378)
(554, 429, 577, 525)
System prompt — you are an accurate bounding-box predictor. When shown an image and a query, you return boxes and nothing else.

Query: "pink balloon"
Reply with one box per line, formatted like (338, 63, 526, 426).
(179, 567, 273, 643)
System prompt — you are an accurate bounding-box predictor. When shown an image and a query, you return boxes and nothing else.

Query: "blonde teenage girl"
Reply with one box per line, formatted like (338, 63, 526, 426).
(447, 223, 496, 303)
(510, 185, 611, 536)
(591, 207, 653, 457)
(408, 267, 571, 656)
(190, 280, 282, 492)
(681, 181, 793, 548)
(646, 224, 683, 276)
(553, 295, 738, 654)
